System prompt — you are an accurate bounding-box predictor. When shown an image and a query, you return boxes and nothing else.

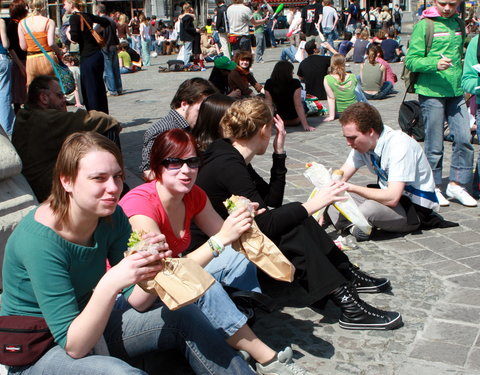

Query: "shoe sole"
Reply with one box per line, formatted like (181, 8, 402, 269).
(356, 279, 391, 293)
(445, 195, 477, 207)
(339, 313, 402, 330)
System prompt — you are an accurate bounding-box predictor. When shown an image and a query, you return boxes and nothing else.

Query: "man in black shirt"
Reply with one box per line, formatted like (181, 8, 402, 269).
(301, 0, 323, 45)
(297, 40, 331, 100)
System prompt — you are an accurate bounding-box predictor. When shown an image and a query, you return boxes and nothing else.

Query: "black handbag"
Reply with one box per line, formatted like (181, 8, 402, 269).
(0, 315, 54, 367)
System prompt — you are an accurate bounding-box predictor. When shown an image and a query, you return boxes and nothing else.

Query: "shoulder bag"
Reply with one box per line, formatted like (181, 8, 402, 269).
(78, 13, 106, 48)
(23, 20, 75, 95)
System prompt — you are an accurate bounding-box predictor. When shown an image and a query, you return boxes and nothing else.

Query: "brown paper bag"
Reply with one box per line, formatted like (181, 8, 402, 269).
(232, 222, 295, 282)
(124, 249, 215, 310)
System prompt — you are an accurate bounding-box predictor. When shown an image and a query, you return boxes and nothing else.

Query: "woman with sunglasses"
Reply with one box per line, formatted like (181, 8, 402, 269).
(119, 128, 308, 375)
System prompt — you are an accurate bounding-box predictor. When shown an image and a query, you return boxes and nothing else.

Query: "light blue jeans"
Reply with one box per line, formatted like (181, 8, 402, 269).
(255, 32, 266, 62)
(102, 46, 123, 94)
(0, 55, 15, 135)
(7, 299, 254, 375)
(183, 41, 193, 65)
(474, 108, 480, 197)
(280, 45, 296, 62)
(130, 35, 141, 54)
(199, 246, 260, 337)
(419, 95, 474, 186)
(322, 26, 337, 54)
(141, 39, 151, 66)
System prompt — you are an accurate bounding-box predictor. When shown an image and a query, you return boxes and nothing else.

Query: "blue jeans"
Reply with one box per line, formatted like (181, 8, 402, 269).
(199, 246, 260, 337)
(264, 28, 276, 47)
(474, 108, 480, 197)
(102, 46, 123, 94)
(131, 35, 141, 53)
(255, 32, 266, 62)
(323, 26, 337, 53)
(280, 45, 296, 62)
(8, 298, 254, 375)
(183, 41, 193, 65)
(120, 67, 132, 74)
(363, 81, 393, 100)
(141, 39, 151, 66)
(0, 56, 15, 135)
(419, 95, 474, 186)
(239, 36, 252, 52)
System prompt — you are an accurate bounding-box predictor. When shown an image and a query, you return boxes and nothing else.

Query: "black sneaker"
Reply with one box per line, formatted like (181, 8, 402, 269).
(330, 283, 402, 330)
(345, 264, 391, 293)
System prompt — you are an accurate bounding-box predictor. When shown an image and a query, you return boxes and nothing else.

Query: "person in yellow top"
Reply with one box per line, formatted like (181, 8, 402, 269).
(118, 43, 133, 73)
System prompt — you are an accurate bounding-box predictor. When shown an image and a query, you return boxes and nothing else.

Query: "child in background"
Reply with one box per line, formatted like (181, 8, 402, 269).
(228, 50, 263, 97)
(338, 32, 353, 57)
(63, 54, 83, 107)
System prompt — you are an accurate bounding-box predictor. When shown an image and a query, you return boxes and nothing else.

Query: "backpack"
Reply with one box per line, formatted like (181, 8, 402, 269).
(167, 59, 185, 71)
(394, 9, 401, 23)
(398, 100, 425, 141)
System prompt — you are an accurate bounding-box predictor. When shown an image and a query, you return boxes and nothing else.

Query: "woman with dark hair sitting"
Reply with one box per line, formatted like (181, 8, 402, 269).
(264, 60, 314, 132)
(228, 50, 263, 97)
(193, 97, 403, 331)
(192, 93, 236, 151)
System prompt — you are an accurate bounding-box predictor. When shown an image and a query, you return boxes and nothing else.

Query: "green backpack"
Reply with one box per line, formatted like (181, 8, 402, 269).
(402, 17, 465, 94)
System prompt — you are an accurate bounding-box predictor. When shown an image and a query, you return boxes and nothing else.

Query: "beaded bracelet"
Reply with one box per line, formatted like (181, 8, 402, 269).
(208, 236, 225, 257)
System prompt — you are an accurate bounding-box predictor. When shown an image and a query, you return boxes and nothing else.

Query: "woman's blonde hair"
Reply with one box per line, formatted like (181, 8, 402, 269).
(46, 132, 124, 225)
(183, 3, 193, 13)
(360, 29, 369, 40)
(28, 0, 45, 14)
(118, 13, 128, 25)
(330, 54, 347, 82)
(221, 98, 273, 140)
(64, 0, 84, 11)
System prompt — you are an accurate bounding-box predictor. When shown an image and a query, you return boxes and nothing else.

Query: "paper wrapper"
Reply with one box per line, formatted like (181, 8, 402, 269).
(232, 221, 295, 282)
(125, 247, 215, 310)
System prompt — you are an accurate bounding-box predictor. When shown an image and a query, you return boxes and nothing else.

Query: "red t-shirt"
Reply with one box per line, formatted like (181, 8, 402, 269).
(119, 181, 207, 257)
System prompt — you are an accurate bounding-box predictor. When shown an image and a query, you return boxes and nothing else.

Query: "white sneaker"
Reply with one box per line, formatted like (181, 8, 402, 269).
(435, 188, 450, 207)
(256, 347, 309, 375)
(446, 184, 478, 207)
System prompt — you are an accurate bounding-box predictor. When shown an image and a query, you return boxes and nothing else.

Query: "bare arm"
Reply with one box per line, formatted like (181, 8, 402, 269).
(324, 76, 336, 121)
(293, 87, 314, 131)
(346, 180, 405, 207)
(340, 162, 358, 182)
(0, 19, 9, 49)
(47, 19, 63, 56)
(18, 21, 27, 51)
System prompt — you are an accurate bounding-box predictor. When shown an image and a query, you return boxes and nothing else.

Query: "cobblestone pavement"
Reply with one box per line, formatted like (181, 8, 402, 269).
(111, 35, 480, 374)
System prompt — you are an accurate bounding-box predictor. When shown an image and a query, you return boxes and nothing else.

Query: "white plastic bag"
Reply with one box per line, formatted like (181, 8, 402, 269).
(303, 162, 372, 235)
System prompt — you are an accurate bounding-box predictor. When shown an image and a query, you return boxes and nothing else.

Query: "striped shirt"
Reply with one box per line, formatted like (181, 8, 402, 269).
(141, 109, 189, 171)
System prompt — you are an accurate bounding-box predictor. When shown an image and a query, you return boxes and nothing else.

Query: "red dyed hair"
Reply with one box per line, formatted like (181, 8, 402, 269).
(150, 128, 199, 179)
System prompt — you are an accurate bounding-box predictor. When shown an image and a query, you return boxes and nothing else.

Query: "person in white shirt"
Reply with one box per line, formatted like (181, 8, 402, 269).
(321, 0, 338, 52)
(227, 0, 267, 53)
(327, 102, 457, 241)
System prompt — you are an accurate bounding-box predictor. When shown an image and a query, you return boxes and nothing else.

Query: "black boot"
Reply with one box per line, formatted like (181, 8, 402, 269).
(330, 283, 402, 330)
(344, 264, 391, 293)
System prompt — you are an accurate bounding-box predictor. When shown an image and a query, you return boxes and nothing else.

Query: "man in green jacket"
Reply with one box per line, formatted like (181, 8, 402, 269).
(405, 0, 477, 207)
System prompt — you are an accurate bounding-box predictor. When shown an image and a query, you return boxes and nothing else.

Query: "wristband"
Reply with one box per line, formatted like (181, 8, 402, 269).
(208, 236, 225, 257)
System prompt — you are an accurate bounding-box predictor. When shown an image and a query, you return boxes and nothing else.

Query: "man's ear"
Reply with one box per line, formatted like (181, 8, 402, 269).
(38, 90, 49, 108)
(60, 175, 73, 193)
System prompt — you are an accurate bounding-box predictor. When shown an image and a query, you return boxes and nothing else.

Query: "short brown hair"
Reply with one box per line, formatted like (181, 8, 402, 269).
(46, 132, 124, 225)
(170, 78, 217, 109)
(221, 97, 273, 140)
(339, 102, 384, 135)
(9, 0, 28, 20)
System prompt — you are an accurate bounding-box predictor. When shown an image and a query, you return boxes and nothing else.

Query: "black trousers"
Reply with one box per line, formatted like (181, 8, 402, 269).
(275, 216, 349, 304)
(80, 50, 109, 114)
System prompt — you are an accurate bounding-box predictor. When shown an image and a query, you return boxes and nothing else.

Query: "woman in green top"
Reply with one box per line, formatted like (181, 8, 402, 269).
(0, 132, 254, 374)
(323, 54, 358, 121)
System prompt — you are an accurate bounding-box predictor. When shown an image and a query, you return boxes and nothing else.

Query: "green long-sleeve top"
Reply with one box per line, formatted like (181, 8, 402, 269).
(0, 206, 131, 348)
(462, 35, 480, 104)
(405, 15, 464, 97)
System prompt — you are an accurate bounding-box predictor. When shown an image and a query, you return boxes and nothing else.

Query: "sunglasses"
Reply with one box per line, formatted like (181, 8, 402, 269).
(161, 157, 202, 170)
